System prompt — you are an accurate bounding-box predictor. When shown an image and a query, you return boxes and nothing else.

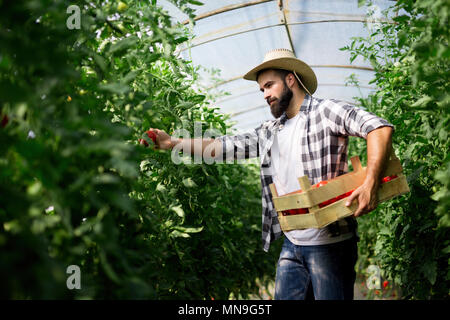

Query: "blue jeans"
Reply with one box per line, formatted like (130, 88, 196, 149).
(274, 236, 358, 300)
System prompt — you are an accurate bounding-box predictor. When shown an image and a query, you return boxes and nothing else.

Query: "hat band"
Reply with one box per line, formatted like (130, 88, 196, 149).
(293, 70, 312, 96)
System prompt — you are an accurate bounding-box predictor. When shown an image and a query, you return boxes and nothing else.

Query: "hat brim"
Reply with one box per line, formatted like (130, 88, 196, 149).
(243, 57, 317, 94)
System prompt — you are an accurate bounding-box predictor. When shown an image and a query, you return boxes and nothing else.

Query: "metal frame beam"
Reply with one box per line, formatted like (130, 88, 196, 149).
(181, 0, 394, 24)
(278, 0, 296, 56)
(179, 18, 391, 51)
(207, 65, 374, 89)
(226, 83, 373, 117)
(182, 0, 274, 24)
(216, 81, 375, 105)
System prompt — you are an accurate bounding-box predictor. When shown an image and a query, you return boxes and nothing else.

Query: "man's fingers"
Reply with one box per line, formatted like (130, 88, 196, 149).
(354, 197, 376, 217)
(354, 204, 365, 217)
(345, 191, 358, 207)
(345, 188, 364, 217)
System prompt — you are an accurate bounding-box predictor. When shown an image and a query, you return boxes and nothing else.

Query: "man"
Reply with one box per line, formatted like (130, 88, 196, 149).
(149, 49, 394, 300)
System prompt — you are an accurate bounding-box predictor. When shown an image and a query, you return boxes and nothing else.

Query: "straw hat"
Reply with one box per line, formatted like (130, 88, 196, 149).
(243, 48, 317, 95)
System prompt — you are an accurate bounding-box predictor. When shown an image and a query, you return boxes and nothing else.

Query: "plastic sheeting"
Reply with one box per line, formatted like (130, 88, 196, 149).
(159, 0, 395, 133)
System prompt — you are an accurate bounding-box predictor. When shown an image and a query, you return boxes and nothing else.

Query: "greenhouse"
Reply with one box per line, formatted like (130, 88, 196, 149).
(0, 0, 448, 305)
(161, 0, 393, 133)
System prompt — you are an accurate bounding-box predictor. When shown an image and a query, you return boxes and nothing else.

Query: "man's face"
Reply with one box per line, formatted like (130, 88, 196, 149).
(257, 69, 293, 118)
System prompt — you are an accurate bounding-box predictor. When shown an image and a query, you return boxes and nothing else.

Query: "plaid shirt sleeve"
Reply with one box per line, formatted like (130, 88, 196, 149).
(322, 99, 394, 138)
(215, 125, 262, 162)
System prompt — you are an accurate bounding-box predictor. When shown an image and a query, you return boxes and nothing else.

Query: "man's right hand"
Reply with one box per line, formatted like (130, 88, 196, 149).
(147, 128, 179, 150)
(142, 128, 220, 159)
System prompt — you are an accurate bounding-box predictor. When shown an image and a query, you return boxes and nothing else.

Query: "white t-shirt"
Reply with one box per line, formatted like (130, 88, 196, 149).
(271, 111, 354, 245)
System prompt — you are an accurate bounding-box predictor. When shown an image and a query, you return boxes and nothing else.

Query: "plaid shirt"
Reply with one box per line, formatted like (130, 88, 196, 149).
(217, 94, 394, 252)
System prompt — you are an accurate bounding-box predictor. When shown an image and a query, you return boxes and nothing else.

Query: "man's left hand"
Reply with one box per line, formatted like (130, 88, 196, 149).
(345, 180, 379, 217)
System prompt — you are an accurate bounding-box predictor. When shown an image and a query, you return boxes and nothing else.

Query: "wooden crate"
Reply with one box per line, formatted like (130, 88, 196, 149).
(270, 150, 410, 231)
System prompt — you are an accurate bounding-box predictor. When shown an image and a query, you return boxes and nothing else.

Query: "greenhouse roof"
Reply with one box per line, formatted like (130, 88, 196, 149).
(159, 0, 395, 134)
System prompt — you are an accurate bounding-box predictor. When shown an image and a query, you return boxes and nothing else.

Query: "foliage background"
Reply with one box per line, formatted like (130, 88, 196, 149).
(0, 0, 280, 299)
(344, 0, 449, 299)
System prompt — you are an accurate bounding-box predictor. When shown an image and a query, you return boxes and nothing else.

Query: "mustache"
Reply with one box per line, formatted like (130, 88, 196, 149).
(267, 97, 277, 105)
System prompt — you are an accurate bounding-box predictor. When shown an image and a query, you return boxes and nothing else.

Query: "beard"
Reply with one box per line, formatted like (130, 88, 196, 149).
(268, 82, 293, 118)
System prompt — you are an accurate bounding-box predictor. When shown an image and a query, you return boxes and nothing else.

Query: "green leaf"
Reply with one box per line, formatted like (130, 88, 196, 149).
(156, 182, 167, 193)
(406, 165, 424, 184)
(431, 189, 445, 201)
(187, 0, 204, 6)
(182, 177, 197, 188)
(174, 36, 189, 45)
(442, 245, 450, 255)
(173, 226, 203, 234)
(411, 95, 432, 108)
(108, 36, 137, 55)
(98, 82, 130, 94)
(92, 173, 120, 184)
(171, 204, 185, 218)
(170, 230, 190, 238)
(122, 70, 138, 84)
(421, 261, 437, 285)
(100, 251, 121, 284)
(92, 53, 108, 72)
(146, 53, 161, 64)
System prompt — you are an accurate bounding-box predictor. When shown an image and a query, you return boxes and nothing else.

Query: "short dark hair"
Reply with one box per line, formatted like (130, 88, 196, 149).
(256, 68, 291, 83)
(256, 68, 303, 91)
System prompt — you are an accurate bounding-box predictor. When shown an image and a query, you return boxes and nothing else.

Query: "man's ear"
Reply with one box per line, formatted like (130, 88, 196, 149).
(285, 73, 295, 88)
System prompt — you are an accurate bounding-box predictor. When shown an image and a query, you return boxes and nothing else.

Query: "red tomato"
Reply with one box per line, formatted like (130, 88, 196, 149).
(383, 280, 389, 289)
(146, 130, 157, 144)
(282, 208, 309, 215)
(319, 198, 334, 208)
(317, 184, 354, 208)
(314, 180, 328, 188)
(139, 138, 149, 147)
(1, 114, 8, 128)
(335, 194, 346, 201)
(336, 190, 354, 201)
(329, 197, 338, 204)
(381, 175, 398, 184)
(139, 130, 157, 147)
(294, 208, 309, 214)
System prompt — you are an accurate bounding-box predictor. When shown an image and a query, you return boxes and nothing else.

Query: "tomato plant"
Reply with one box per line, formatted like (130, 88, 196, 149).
(343, 0, 449, 299)
(0, 0, 280, 299)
